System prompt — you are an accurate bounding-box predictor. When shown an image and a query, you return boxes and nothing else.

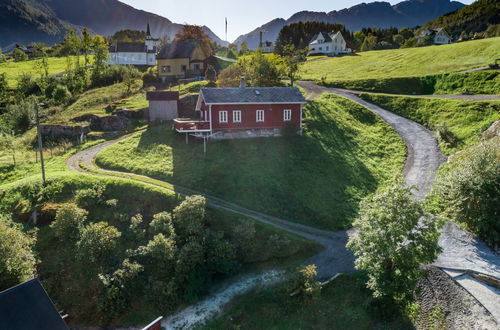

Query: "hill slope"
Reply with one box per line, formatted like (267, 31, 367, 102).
(235, 0, 465, 49)
(420, 0, 500, 38)
(0, 0, 81, 48)
(0, 0, 226, 48)
(301, 37, 500, 82)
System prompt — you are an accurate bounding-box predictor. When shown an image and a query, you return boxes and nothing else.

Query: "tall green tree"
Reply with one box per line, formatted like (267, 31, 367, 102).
(347, 177, 441, 302)
(81, 28, 93, 66)
(91, 35, 109, 81)
(11, 48, 27, 62)
(0, 132, 19, 165)
(77, 222, 121, 267)
(0, 215, 38, 291)
(280, 44, 307, 86)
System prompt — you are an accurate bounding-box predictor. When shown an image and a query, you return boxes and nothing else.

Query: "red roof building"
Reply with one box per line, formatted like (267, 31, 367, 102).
(174, 80, 307, 139)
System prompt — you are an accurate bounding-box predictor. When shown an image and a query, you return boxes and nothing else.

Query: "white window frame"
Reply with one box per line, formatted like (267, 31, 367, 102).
(283, 109, 292, 121)
(219, 110, 228, 123)
(233, 110, 241, 123)
(256, 110, 265, 122)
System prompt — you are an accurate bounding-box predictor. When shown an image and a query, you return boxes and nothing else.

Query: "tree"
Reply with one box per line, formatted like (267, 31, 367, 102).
(173, 195, 207, 238)
(149, 211, 175, 237)
(239, 42, 248, 56)
(347, 177, 441, 302)
(11, 48, 27, 62)
(0, 48, 5, 63)
(91, 35, 109, 82)
(433, 137, 500, 246)
(399, 28, 414, 40)
(77, 222, 121, 265)
(0, 132, 19, 165)
(174, 25, 214, 56)
(51, 203, 88, 241)
(0, 215, 38, 291)
(353, 31, 366, 49)
(0, 73, 7, 99)
(81, 28, 93, 66)
(34, 49, 49, 79)
(65, 29, 82, 69)
(216, 63, 246, 87)
(288, 265, 321, 299)
(280, 44, 307, 86)
(360, 35, 378, 51)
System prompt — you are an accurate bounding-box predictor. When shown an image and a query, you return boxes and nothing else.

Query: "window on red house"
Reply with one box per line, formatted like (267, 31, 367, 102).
(233, 110, 241, 123)
(283, 109, 292, 121)
(219, 111, 228, 123)
(256, 110, 264, 122)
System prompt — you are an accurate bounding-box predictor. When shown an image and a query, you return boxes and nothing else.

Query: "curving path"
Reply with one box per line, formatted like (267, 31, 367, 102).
(67, 82, 500, 325)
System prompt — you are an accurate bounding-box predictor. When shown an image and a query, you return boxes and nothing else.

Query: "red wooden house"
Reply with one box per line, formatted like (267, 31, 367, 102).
(174, 80, 307, 139)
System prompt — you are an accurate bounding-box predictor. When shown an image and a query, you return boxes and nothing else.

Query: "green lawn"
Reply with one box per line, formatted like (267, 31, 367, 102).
(0, 56, 86, 87)
(302, 38, 500, 82)
(203, 273, 412, 329)
(96, 94, 406, 230)
(358, 94, 500, 154)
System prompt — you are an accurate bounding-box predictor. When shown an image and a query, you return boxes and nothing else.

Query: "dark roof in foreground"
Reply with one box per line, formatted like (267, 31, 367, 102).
(147, 91, 179, 101)
(201, 87, 307, 104)
(157, 41, 199, 59)
(0, 278, 68, 330)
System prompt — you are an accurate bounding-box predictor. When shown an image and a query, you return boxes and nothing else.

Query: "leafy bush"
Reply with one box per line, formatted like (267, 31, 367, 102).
(75, 182, 107, 209)
(51, 84, 72, 104)
(0, 215, 38, 291)
(11, 48, 28, 62)
(0, 96, 36, 134)
(76, 222, 121, 266)
(173, 195, 206, 238)
(50, 203, 88, 241)
(433, 137, 500, 246)
(149, 211, 175, 236)
(288, 265, 321, 300)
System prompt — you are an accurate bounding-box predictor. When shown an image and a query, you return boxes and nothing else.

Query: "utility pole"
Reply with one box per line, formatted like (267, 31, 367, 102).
(35, 103, 46, 186)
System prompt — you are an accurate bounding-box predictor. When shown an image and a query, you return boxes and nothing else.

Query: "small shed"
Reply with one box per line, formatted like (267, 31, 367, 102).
(0, 278, 69, 330)
(147, 91, 179, 122)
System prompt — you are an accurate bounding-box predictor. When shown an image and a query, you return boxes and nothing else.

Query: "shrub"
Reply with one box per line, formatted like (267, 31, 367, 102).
(0, 215, 38, 291)
(75, 182, 107, 209)
(1, 96, 37, 133)
(347, 176, 441, 302)
(129, 213, 145, 240)
(50, 203, 88, 241)
(173, 195, 207, 238)
(433, 137, 500, 246)
(77, 222, 121, 266)
(149, 211, 175, 237)
(51, 85, 72, 104)
(288, 265, 321, 300)
(11, 48, 28, 62)
(135, 233, 177, 275)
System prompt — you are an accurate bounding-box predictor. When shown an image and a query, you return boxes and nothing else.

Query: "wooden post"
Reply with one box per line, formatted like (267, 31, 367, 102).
(203, 135, 207, 155)
(185, 133, 188, 144)
(35, 103, 46, 186)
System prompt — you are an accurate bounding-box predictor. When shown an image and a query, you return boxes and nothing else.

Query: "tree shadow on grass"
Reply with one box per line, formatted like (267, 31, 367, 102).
(167, 101, 377, 231)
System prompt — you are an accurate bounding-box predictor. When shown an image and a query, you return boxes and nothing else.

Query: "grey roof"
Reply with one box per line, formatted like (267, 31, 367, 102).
(0, 278, 68, 330)
(109, 42, 156, 53)
(201, 87, 306, 104)
(158, 41, 199, 59)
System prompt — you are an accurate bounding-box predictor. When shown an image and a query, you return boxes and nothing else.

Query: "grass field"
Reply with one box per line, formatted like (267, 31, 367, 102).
(96, 94, 406, 230)
(0, 56, 86, 87)
(359, 94, 500, 154)
(301, 37, 500, 85)
(204, 273, 412, 329)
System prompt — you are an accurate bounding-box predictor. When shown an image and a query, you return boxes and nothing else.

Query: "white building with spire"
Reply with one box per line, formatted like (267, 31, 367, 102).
(108, 23, 161, 66)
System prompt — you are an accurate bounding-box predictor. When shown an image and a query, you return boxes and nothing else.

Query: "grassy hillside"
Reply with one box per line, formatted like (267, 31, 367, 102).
(301, 37, 500, 86)
(204, 273, 412, 329)
(0, 56, 85, 87)
(359, 94, 500, 154)
(420, 0, 500, 39)
(96, 94, 406, 230)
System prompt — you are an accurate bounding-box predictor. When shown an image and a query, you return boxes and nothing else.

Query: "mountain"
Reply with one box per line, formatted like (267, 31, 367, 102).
(235, 0, 465, 49)
(420, 0, 500, 38)
(0, 0, 227, 48)
(0, 0, 82, 49)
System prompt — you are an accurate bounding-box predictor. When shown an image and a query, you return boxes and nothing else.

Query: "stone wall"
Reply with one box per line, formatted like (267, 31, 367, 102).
(210, 128, 283, 140)
(40, 125, 90, 138)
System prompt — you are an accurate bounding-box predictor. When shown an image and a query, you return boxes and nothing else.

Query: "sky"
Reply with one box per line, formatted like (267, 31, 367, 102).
(120, 0, 475, 42)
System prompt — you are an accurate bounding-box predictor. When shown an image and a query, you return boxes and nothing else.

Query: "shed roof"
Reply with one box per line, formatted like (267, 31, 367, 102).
(201, 87, 306, 104)
(0, 278, 68, 330)
(147, 91, 179, 101)
(157, 41, 199, 59)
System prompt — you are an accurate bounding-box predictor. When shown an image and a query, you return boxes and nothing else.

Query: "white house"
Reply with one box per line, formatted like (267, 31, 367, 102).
(419, 28, 452, 45)
(108, 24, 161, 66)
(308, 31, 350, 56)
